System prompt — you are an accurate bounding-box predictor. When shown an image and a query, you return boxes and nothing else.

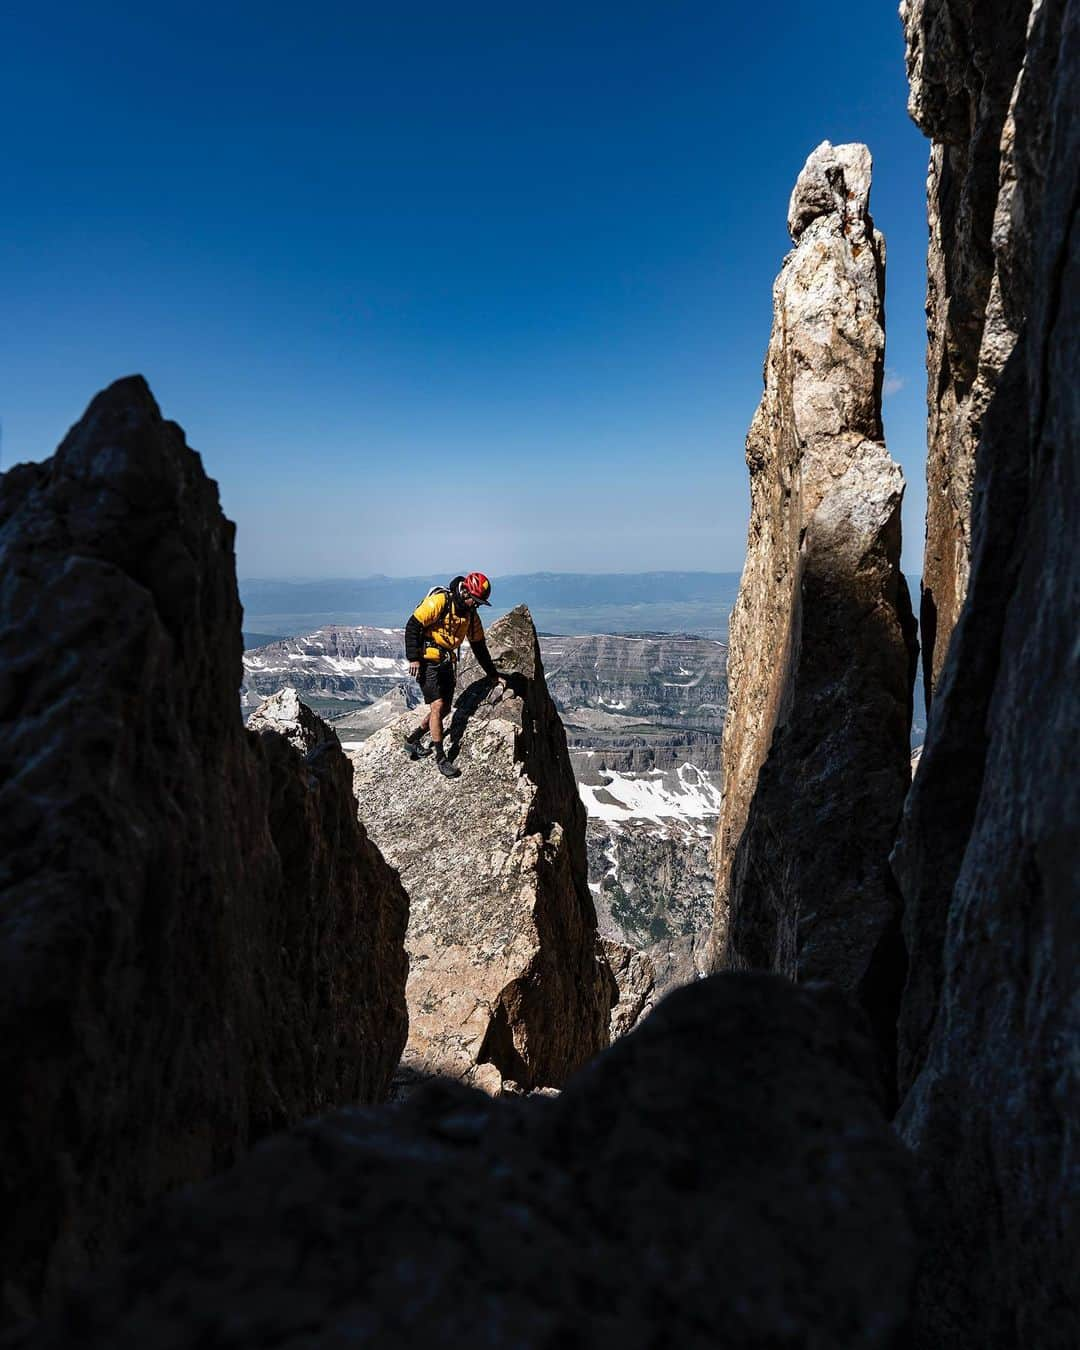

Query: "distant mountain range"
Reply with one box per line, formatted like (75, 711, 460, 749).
(240, 572, 743, 641)
(240, 569, 926, 742)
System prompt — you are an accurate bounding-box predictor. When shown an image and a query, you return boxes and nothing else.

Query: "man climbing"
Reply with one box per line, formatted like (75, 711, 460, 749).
(403, 571, 507, 778)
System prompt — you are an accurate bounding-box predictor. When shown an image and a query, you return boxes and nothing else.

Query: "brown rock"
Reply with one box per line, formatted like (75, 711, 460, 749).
(0, 380, 408, 1322)
(712, 142, 916, 1075)
(347, 605, 615, 1091)
(894, 1, 1079, 1343)
(11, 975, 919, 1350)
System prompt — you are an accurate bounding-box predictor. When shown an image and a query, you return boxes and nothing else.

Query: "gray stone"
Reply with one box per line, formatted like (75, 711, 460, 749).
(347, 606, 615, 1092)
(10, 976, 919, 1350)
(894, 1, 1079, 1343)
(899, 0, 1036, 701)
(712, 142, 916, 1079)
(0, 380, 408, 1322)
(600, 937, 657, 1038)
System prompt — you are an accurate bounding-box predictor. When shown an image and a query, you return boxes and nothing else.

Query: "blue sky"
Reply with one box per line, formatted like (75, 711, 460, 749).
(1, 2, 930, 576)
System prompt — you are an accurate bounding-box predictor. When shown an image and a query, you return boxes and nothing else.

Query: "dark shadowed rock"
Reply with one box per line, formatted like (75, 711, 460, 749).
(10, 975, 919, 1350)
(900, 0, 1037, 700)
(0, 380, 408, 1322)
(245, 687, 410, 1105)
(348, 606, 614, 1092)
(712, 143, 916, 1077)
(894, 2, 1079, 1343)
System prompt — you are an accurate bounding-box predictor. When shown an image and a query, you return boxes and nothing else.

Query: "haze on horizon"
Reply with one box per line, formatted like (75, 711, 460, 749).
(2, 2, 930, 576)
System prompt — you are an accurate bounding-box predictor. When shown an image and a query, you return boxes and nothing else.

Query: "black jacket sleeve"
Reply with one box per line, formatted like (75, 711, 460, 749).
(470, 639, 498, 680)
(404, 614, 425, 662)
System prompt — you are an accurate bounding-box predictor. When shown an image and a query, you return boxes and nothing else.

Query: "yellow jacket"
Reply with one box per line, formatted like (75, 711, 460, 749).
(409, 589, 485, 663)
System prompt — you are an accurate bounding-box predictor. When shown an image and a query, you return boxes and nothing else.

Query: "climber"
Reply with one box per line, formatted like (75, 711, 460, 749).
(403, 572, 507, 778)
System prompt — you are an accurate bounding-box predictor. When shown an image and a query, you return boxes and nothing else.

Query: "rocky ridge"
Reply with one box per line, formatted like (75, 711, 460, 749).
(712, 142, 916, 1074)
(0, 380, 409, 1322)
(347, 606, 616, 1091)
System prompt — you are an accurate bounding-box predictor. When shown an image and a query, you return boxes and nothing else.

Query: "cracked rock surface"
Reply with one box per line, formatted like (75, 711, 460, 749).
(900, 0, 1041, 700)
(348, 605, 615, 1092)
(894, 2, 1079, 1344)
(712, 142, 916, 1078)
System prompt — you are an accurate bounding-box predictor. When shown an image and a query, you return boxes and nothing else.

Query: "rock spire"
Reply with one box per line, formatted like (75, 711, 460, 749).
(712, 142, 916, 1072)
(348, 605, 615, 1092)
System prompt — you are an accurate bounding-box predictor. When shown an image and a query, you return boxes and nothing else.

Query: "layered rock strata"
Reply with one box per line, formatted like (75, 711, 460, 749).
(13, 976, 919, 1349)
(347, 606, 615, 1092)
(894, 1, 1078, 1343)
(900, 0, 1041, 700)
(712, 143, 916, 1070)
(0, 380, 408, 1322)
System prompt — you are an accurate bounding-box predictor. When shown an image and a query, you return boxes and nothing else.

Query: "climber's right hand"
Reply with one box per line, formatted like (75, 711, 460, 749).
(409, 661, 420, 678)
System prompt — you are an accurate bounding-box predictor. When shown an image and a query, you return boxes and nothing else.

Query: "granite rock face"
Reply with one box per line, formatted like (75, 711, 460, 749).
(894, 2, 1079, 1343)
(13, 976, 919, 1350)
(900, 0, 1038, 700)
(712, 143, 916, 1072)
(347, 606, 615, 1092)
(0, 380, 408, 1321)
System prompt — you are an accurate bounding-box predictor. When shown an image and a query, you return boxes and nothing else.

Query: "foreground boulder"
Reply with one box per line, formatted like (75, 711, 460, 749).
(0, 380, 409, 1321)
(12, 975, 919, 1349)
(712, 143, 916, 1073)
(894, 2, 1079, 1344)
(348, 606, 615, 1091)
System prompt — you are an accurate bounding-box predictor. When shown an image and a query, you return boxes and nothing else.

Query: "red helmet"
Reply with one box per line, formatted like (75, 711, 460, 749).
(462, 572, 492, 605)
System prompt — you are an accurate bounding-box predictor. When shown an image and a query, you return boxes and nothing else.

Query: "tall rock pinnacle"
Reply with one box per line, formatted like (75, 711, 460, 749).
(348, 606, 616, 1092)
(712, 143, 916, 1072)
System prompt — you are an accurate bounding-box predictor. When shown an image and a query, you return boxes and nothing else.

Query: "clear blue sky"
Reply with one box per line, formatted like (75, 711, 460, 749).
(1, 1, 930, 576)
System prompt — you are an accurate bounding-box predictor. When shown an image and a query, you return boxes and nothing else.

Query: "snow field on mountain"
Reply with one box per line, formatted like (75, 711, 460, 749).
(578, 763, 721, 828)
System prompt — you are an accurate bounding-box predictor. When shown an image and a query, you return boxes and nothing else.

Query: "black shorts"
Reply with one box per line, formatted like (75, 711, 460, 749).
(417, 658, 455, 707)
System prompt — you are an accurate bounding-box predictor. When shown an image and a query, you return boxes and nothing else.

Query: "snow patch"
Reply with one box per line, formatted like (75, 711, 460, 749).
(579, 764, 721, 826)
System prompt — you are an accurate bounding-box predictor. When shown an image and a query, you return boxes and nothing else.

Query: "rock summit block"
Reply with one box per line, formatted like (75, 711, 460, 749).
(348, 605, 616, 1092)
